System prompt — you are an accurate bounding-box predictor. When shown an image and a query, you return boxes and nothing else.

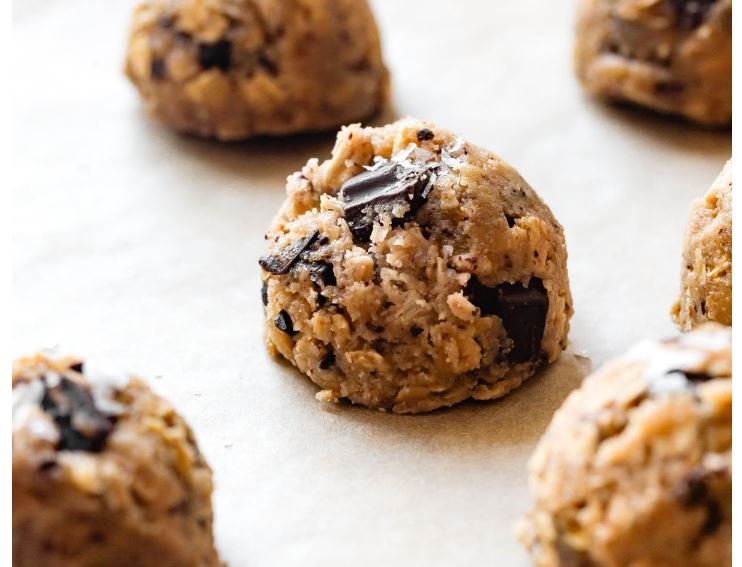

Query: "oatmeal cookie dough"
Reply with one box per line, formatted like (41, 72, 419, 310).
(672, 160, 732, 330)
(259, 118, 573, 414)
(575, 0, 732, 126)
(13, 354, 221, 567)
(519, 325, 732, 567)
(125, 0, 388, 140)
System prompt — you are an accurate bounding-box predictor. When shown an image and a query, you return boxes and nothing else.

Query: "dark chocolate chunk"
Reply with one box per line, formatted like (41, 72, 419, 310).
(40, 377, 114, 453)
(68, 361, 84, 373)
(340, 161, 433, 242)
(416, 128, 435, 141)
(410, 326, 423, 337)
(670, 0, 718, 30)
(261, 282, 269, 306)
(319, 350, 336, 369)
(150, 58, 167, 79)
(465, 277, 549, 363)
(274, 310, 297, 336)
(306, 261, 336, 287)
(259, 231, 320, 275)
(197, 40, 232, 71)
(505, 214, 517, 228)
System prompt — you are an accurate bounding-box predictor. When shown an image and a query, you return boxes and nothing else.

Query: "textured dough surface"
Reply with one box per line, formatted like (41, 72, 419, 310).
(575, 0, 731, 126)
(125, 0, 388, 140)
(12, 354, 221, 567)
(259, 118, 573, 414)
(519, 325, 731, 567)
(672, 160, 732, 330)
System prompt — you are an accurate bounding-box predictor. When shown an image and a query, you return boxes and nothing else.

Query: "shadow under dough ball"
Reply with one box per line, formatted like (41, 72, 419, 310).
(574, 0, 731, 126)
(12, 354, 221, 567)
(672, 159, 732, 330)
(519, 324, 732, 567)
(259, 118, 573, 414)
(125, 0, 388, 140)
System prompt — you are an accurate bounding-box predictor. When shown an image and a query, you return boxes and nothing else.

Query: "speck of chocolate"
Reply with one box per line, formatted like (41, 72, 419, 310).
(306, 261, 336, 287)
(274, 310, 297, 336)
(69, 361, 84, 373)
(410, 326, 423, 337)
(505, 214, 518, 228)
(197, 40, 232, 71)
(417, 128, 435, 141)
(150, 58, 167, 79)
(319, 350, 336, 369)
(261, 282, 269, 306)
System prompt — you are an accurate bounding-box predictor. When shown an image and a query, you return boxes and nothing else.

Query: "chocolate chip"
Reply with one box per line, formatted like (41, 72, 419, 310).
(69, 361, 84, 373)
(319, 350, 336, 369)
(465, 277, 549, 363)
(671, 0, 718, 30)
(340, 162, 433, 242)
(259, 231, 320, 275)
(150, 58, 167, 79)
(274, 310, 297, 336)
(505, 214, 517, 228)
(197, 40, 232, 71)
(40, 377, 114, 453)
(261, 282, 269, 306)
(306, 261, 336, 287)
(417, 129, 434, 141)
(410, 326, 423, 337)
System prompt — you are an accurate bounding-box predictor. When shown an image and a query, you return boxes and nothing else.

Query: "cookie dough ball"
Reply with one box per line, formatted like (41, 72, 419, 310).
(672, 160, 732, 330)
(519, 325, 731, 567)
(12, 354, 221, 567)
(259, 118, 573, 414)
(575, 0, 731, 126)
(125, 0, 388, 140)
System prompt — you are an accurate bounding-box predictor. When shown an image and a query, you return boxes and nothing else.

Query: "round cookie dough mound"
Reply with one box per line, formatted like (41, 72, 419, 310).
(574, 0, 731, 126)
(12, 354, 221, 567)
(125, 0, 388, 140)
(672, 160, 732, 330)
(259, 118, 573, 414)
(519, 325, 731, 567)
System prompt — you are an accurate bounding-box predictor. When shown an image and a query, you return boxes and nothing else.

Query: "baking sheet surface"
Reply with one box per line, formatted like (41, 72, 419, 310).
(13, 1, 731, 565)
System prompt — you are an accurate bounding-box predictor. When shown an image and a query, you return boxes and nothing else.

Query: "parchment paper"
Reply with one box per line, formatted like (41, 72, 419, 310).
(12, 0, 731, 565)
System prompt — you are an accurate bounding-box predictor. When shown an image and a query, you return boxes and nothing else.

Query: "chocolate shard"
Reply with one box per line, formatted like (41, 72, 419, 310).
(68, 361, 84, 373)
(261, 282, 269, 306)
(41, 376, 114, 453)
(274, 310, 297, 336)
(259, 231, 319, 275)
(466, 277, 549, 363)
(197, 39, 232, 71)
(340, 161, 433, 242)
(306, 261, 336, 287)
(670, 0, 718, 30)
